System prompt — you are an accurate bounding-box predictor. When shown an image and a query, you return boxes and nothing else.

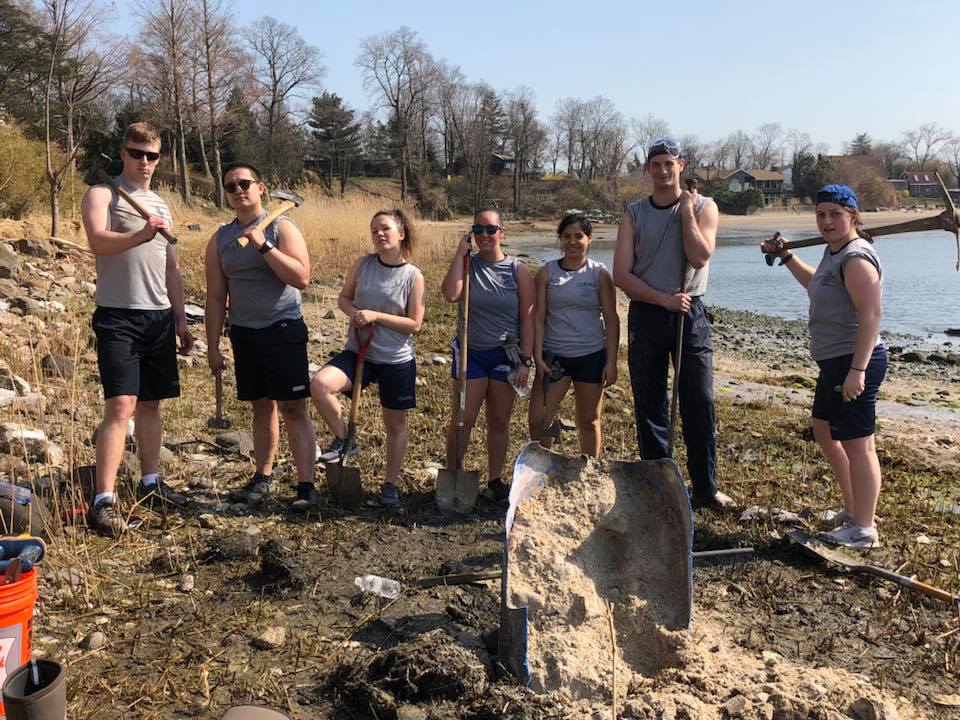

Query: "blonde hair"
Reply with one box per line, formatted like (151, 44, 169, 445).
(122, 122, 161, 148)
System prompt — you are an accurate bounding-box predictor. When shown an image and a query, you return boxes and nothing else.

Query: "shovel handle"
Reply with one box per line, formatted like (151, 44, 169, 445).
(95, 169, 177, 245)
(214, 370, 223, 419)
(456, 246, 472, 469)
(236, 200, 297, 247)
(342, 324, 375, 463)
(866, 566, 960, 605)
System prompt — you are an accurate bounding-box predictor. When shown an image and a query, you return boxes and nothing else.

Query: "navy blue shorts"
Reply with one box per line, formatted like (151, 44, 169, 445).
(812, 345, 888, 440)
(229, 318, 311, 402)
(326, 351, 417, 410)
(450, 338, 513, 383)
(93, 306, 180, 401)
(545, 348, 606, 384)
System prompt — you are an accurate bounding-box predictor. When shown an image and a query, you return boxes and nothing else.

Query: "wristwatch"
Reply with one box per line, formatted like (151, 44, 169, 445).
(519, 355, 533, 368)
(259, 238, 276, 255)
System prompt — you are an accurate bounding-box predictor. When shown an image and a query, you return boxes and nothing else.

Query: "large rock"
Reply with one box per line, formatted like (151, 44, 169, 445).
(0, 245, 20, 281)
(8, 297, 43, 316)
(0, 423, 59, 463)
(0, 278, 19, 298)
(11, 238, 55, 259)
(41, 352, 74, 379)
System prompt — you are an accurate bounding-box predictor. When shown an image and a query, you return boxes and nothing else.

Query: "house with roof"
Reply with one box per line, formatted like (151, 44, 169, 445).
(723, 169, 785, 205)
(901, 170, 940, 198)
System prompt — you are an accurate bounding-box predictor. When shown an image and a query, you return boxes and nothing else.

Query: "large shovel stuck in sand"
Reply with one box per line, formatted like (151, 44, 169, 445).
(500, 442, 693, 685)
(325, 325, 375, 510)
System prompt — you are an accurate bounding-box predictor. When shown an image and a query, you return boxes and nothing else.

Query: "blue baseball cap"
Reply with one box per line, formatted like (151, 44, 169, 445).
(815, 184, 859, 209)
(647, 135, 683, 159)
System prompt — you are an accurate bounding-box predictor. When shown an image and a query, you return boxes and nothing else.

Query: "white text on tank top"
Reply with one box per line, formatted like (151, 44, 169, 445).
(345, 254, 421, 364)
(544, 258, 606, 357)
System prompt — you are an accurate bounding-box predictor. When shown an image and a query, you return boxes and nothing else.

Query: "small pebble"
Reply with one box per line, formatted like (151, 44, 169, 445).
(80, 631, 106, 650)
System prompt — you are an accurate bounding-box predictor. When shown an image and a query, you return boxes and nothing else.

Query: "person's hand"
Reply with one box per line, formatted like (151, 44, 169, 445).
(502, 334, 521, 366)
(512, 364, 530, 390)
(602, 361, 618, 387)
(842, 368, 865, 402)
(678, 189, 696, 215)
(458, 232, 472, 257)
(243, 227, 267, 251)
(175, 317, 193, 356)
(136, 216, 168, 244)
(208, 345, 225, 373)
(760, 232, 790, 258)
(663, 291, 691, 313)
(351, 309, 378, 326)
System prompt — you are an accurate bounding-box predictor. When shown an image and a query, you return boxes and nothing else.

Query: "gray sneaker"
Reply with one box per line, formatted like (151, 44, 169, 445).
(87, 499, 127, 537)
(820, 522, 880, 549)
(229, 474, 272, 502)
(137, 477, 186, 508)
(380, 483, 401, 508)
(317, 436, 358, 463)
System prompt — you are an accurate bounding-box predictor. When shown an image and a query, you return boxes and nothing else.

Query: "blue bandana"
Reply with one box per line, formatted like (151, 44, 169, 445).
(815, 184, 858, 209)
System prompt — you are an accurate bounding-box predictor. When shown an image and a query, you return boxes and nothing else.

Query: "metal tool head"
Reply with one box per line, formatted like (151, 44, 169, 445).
(933, 173, 960, 270)
(207, 416, 231, 430)
(326, 461, 363, 510)
(270, 188, 304, 207)
(436, 468, 480, 515)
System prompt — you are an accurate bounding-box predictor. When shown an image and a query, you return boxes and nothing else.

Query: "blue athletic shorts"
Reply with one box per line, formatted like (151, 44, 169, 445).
(545, 348, 606, 384)
(326, 350, 417, 410)
(812, 345, 888, 440)
(450, 337, 512, 382)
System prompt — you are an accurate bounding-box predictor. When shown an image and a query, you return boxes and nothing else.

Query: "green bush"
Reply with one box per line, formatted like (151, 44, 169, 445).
(0, 122, 48, 218)
(714, 187, 765, 215)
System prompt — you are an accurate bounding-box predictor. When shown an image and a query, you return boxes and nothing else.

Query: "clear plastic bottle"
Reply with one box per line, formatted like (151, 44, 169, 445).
(0, 482, 32, 505)
(507, 369, 533, 399)
(354, 574, 401, 599)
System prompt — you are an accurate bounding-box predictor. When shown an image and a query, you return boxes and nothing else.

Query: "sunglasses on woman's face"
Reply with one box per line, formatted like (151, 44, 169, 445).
(224, 179, 257, 194)
(472, 224, 501, 235)
(125, 147, 160, 162)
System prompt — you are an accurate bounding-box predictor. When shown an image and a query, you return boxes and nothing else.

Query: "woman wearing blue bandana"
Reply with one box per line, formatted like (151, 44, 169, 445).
(761, 184, 887, 548)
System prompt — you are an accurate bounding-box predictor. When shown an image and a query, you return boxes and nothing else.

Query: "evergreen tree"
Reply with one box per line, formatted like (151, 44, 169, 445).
(306, 92, 361, 195)
(848, 132, 872, 155)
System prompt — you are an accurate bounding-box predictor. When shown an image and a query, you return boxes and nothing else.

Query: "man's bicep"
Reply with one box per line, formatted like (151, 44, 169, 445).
(696, 200, 719, 246)
(81, 187, 111, 234)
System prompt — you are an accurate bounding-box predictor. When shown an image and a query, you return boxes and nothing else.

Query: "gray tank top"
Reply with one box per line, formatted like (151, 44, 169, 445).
(464, 254, 521, 350)
(543, 258, 607, 357)
(216, 213, 302, 329)
(95, 178, 171, 310)
(627, 195, 710, 297)
(345, 254, 421, 364)
(807, 238, 883, 361)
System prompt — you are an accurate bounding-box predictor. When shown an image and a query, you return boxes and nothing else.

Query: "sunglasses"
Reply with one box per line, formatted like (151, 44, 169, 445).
(125, 147, 160, 162)
(472, 224, 502, 235)
(224, 179, 257, 194)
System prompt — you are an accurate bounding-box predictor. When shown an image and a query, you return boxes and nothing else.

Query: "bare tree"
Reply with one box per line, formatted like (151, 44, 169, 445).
(551, 97, 584, 175)
(750, 121, 784, 169)
(871, 141, 908, 179)
(727, 130, 751, 170)
(444, 82, 504, 209)
(701, 138, 730, 179)
(505, 86, 542, 210)
(356, 26, 430, 200)
(679, 134, 703, 177)
(902, 122, 951, 169)
(942, 135, 960, 187)
(245, 16, 324, 178)
(632, 113, 670, 169)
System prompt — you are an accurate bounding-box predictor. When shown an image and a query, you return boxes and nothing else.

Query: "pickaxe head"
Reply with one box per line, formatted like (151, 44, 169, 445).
(270, 188, 304, 207)
(933, 173, 960, 270)
(82, 153, 117, 187)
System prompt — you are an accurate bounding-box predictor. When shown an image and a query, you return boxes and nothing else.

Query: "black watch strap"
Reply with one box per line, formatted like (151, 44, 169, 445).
(520, 355, 533, 367)
(259, 239, 275, 255)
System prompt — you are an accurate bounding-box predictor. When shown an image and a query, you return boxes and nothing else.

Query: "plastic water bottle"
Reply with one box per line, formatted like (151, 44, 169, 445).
(0, 482, 31, 505)
(354, 574, 401, 599)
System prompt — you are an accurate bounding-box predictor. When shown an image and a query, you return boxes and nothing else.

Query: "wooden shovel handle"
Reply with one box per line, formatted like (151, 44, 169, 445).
(236, 201, 296, 247)
(867, 566, 959, 605)
(95, 169, 177, 245)
(214, 370, 223, 419)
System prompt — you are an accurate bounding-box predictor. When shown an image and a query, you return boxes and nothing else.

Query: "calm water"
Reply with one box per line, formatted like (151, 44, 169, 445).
(508, 226, 960, 346)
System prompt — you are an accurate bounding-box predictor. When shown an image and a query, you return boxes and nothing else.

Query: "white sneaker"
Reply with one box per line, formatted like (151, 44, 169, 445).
(820, 522, 880, 549)
(818, 508, 853, 530)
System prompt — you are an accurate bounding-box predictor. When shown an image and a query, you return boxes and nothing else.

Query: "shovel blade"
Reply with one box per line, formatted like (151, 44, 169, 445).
(325, 463, 363, 510)
(436, 468, 480, 514)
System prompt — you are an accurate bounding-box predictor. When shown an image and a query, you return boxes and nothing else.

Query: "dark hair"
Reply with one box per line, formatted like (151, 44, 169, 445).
(474, 205, 504, 226)
(372, 208, 417, 258)
(221, 162, 263, 184)
(557, 213, 592, 238)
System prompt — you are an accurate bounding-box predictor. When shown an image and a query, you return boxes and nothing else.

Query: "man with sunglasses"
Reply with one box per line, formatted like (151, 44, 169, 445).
(81, 121, 193, 536)
(613, 136, 733, 510)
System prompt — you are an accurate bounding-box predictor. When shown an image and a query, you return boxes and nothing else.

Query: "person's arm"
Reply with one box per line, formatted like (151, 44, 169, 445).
(760, 233, 816, 288)
(337, 257, 362, 320)
(441, 232, 472, 302)
(599, 267, 619, 387)
(352, 271, 426, 334)
(613, 211, 690, 312)
(242, 218, 310, 290)
(82, 185, 168, 256)
(679, 192, 717, 269)
(512, 260, 536, 389)
(533, 266, 549, 374)
(204, 233, 228, 373)
(165, 245, 192, 355)
(840, 256, 882, 402)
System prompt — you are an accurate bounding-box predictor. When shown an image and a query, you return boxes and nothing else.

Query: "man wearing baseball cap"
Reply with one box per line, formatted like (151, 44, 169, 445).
(613, 136, 732, 509)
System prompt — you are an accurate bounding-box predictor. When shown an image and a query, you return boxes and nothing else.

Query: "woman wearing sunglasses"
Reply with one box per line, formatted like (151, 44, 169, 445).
(528, 213, 618, 457)
(441, 207, 535, 501)
(204, 162, 318, 511)
(311, 209, 425, 508)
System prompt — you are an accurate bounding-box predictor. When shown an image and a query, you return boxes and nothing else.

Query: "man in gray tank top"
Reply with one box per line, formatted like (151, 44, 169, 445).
(612, 136, 731, 509)
(81, 122, 193, 536)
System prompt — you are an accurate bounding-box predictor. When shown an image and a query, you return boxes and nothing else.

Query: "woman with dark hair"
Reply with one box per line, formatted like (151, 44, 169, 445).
(311, 209, 426, 507)
(441, 206, 535, 501)
(528, 213, 618, 457)
(761, 184, 886, 548)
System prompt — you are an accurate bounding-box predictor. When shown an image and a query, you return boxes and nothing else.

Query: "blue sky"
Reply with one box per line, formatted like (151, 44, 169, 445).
(117, 0, 958, 153)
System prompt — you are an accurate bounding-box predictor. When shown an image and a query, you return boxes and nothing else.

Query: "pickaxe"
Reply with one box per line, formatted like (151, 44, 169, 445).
(763, 173, 960, 270)
(84, 154, 178, 245)
(236, 188, 304, 247)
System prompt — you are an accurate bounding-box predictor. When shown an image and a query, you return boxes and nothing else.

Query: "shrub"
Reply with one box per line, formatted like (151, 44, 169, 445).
(714, 188, 765, 215)
(0, 122, 48, 218)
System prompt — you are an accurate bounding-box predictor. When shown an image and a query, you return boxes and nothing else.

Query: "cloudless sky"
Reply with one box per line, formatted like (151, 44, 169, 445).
(116, 0, 958, 153)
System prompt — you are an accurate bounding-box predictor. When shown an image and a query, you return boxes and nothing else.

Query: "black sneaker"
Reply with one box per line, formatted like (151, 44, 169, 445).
(487, 477, 511, 502)
(380, 482, 401, 508)
(317, 436, 359, 463)
(87, 499, 127, 537)
(136, 477, 186, 509)
(229, 473, 272, 502)
(290, 483, 318, 512)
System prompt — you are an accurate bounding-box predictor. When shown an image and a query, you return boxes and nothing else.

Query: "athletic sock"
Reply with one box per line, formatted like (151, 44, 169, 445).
(94, 492, 116, 507)
(141, 473, 159, 487)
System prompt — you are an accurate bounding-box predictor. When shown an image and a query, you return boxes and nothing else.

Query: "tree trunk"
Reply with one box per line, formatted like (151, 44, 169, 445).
(512, 159, 519, 211)
(197, 129, 212, 179)
(49, 181, 60, 238)
(174, 92, 191, 201)
(212, 137, 224, 208)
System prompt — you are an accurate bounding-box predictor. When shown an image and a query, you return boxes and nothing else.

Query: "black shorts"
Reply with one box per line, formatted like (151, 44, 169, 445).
(92, 306, 180, 401)
(812, 345, 888, 440)
(545, 348, 606, 384)
(229, 318, 310, 401)
(326, 350, 416, 410)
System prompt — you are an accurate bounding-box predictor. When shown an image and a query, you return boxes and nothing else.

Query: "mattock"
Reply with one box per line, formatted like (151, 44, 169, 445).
(236, 188, 304, 247)
(763, 172, 960, 270)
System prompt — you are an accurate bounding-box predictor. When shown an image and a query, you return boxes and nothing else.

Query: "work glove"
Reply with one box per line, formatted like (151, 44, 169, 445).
(503, 334, 521, 366)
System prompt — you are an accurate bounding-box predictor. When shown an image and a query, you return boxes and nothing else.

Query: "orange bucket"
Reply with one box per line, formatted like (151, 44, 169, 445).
(0, 568, 37, 719)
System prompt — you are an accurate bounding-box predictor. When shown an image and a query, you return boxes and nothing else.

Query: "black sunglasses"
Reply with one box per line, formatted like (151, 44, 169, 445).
(224, 179, 257, 194)
(125, 147, 160, 162)
(472, 224, 502, 235)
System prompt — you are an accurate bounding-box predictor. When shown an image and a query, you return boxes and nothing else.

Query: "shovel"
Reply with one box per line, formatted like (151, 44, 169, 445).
(325, 324, 375, 510)
(786, 530, 960, 606)
(437, 243, 480, 514)
(207, 369, 231, 430)
(530, 353, 567, 445)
